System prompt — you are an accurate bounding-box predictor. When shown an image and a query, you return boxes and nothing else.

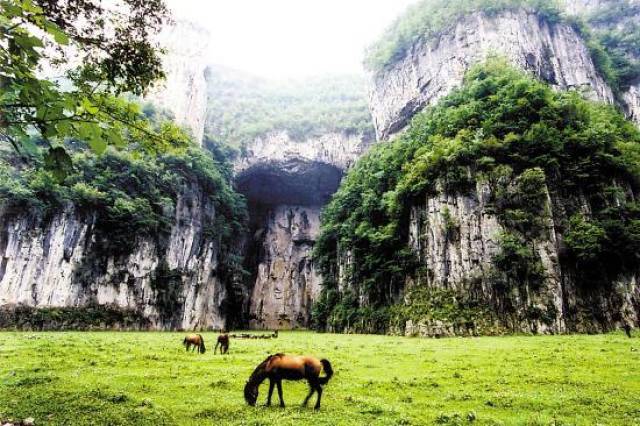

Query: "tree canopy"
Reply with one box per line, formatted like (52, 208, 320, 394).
(1, 0, 186, 179)
(204, 66, 374, 149)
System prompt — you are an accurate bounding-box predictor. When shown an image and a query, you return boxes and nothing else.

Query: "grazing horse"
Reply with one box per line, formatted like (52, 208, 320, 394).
(215, 334, 229, 354)
(183, 334, 206, 354)
(244, 353, 333, 409)
(623, 323, 633, 338)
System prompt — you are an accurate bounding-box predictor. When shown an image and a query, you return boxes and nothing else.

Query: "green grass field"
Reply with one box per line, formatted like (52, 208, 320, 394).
(0, 332, 638, 425)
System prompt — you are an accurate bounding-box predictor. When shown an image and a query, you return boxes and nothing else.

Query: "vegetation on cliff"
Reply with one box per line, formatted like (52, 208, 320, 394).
(581, 1, 640, 95)
(313, 60, 640, 333)
(204, 67, 374, 149)
(363, 0, 640, 100)
(0, 141, 247, 264)
(363, 0, 563, 73)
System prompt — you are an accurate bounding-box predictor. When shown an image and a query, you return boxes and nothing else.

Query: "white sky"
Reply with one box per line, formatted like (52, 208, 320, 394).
(166, 0, 418, 79)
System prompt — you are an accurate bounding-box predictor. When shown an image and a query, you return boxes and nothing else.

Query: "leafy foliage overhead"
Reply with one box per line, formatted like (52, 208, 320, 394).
(0, 0, 184, 178)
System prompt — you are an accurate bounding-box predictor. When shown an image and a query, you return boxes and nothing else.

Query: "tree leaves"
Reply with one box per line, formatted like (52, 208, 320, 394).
(0, 0, 175, 178)
(44, 146, 73, 182)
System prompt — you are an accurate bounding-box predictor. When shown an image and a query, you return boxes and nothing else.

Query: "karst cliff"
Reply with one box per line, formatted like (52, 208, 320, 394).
(2, 0, 640, 333)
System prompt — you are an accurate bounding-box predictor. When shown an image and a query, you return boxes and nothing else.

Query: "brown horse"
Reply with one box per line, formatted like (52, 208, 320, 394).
(215, 334, 229, 354)
(244, 354, 333, 409)
(183, 334, 206, 354)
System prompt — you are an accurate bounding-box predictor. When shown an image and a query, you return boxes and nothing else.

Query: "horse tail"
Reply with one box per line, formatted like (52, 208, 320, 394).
(198, 334, 206, 354)
(318, 359, 333, 385)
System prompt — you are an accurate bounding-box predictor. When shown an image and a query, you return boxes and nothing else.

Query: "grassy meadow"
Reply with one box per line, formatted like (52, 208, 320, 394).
(0, 331, 638, 425)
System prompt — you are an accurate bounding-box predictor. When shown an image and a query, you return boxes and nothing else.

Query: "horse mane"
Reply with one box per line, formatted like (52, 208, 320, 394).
(247, 354, 283, 384)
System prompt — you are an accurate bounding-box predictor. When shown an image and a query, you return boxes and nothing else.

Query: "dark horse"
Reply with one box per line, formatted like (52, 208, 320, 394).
(183, 334, 206, 354)
(244, 354, 333, 409)
(215, 334, 229, 354)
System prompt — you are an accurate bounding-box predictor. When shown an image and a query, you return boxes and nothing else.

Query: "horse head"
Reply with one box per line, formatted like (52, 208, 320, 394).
(244, 380, 259, 406)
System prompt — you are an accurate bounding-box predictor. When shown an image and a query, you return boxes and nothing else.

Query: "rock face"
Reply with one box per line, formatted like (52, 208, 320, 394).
(561, 0, 640, 17)
(0, 185, 227, 330)
(346, 3, 640, 336)
(404, 182, 639, 336)
(236, 131, 372, 329)
(236, 131, 371, 173)
(248, 205, 322, 329)
(144, 21, 210, 144)
(369, 9, 614, 140)
(235, 131, 371, 206)
(569, 0, 640, 128)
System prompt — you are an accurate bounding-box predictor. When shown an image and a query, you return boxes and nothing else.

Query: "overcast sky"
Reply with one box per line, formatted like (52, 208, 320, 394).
(165, 0, 418, 79)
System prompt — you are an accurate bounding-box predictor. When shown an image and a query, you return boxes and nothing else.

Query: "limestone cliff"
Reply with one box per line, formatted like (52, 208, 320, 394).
(403, 182, 638, 337)
(0, 185, 228, 330)
(235, 131, 372, 329)
(369, 9, 614, 140)
(236, 131, 370, 174)
(319, 1, 640, 336)
(248, 205, 322, 329)
(144, 21, 210, 144)
(566, 0, 640, 127)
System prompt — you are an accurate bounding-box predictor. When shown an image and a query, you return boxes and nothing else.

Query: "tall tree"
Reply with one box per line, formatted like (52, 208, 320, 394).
(0, 0, 186, 178)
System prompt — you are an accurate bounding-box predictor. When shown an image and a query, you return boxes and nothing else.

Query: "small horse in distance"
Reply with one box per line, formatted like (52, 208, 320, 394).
(183, 334, 206, 354)
(230, 330, 278, 339)
(215, 333, 229, 354)
(244, 353, 333, 409)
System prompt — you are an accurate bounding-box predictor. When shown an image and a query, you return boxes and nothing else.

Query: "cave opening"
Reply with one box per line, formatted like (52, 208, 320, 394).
(233, 159, 343, 329)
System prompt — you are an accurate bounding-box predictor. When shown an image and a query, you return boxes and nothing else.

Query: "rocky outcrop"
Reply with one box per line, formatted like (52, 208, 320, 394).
(402, 182, 639, 337)
(235, 130, 372, 329)
(236, 131, 372, 173)
(235, 131, 372, 206)
(0, 185, 227, 330)
(369, 9, 614, 140)
(561, 0, 618, 15)
(144, 21, 210, 144)
(248, 205, 322, 329)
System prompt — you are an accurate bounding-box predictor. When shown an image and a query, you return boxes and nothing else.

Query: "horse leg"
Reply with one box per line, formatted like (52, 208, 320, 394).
(302, 382, 315, 407)
(266, 379, 275, 406)
(214, 342, 219, 354)
(276, 379, 285, 407)
(314, 384, 323, 410)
